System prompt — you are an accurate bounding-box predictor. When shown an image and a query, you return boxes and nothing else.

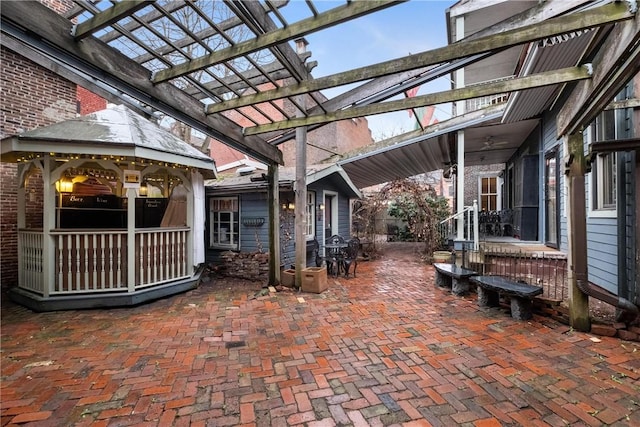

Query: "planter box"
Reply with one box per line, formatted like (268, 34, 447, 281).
(281, 269, 296, 288)
(432, 251, 453, 264)
(302, 267, 328, 293)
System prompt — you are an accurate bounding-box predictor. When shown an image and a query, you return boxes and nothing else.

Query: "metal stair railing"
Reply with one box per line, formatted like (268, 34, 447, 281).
(439, 200, 479, 251)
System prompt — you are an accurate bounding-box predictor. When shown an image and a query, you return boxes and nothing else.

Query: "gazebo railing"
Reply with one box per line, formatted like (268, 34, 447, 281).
(54, 230, 128, 294)
(135, 228, 190, 288)
(17, 228, 190, 296)
(18, 230, 45, 294)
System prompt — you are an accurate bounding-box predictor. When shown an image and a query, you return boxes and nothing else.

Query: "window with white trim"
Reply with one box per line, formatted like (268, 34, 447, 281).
(590, 109, 617, 212)
(209, 197, 239, 249)
(306, 191, 316, 239)
(480, 176, 498, 211)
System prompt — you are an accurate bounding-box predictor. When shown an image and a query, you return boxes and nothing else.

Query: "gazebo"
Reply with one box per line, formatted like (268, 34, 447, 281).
(1, 104, 216, 311)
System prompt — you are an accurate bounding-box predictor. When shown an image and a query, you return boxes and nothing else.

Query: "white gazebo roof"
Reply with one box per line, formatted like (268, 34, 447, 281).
(1, 104, 216, 177)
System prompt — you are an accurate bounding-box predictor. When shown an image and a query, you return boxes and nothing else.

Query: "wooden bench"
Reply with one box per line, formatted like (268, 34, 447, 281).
(470, 275, 543, 320)
(433, 263, 478, 296)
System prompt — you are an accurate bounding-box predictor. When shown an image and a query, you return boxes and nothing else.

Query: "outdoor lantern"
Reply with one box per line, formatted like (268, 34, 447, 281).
(318, 203, 325, 211)
(139, 181, 148, 197)
(57, 176, 74, 193)
(287, 201, 295, 210)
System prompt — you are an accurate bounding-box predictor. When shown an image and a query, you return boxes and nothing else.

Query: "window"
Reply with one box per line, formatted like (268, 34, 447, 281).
(209, 197, 239, 249)
(545, 151, 559, 247)
(480, 176, 498, 211)
(593, 153, 617, 210)
(590, 109, 617, 213)
(306, 191, 316, 239)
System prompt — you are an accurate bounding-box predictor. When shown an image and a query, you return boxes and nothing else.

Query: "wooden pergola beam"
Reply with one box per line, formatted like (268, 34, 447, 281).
(1, 1, 283, 165)
(72, 1, 154, 40)
(152, 0, 402, 83)
(277, 0, 593, 120)
(244, 66, 592, 135)
(208, 1, 633, 115)
(230, 1, 311, 83)
(557, 7, 640, 136)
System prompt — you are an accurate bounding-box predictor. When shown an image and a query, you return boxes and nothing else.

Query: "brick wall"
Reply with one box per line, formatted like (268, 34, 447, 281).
(463, 164, 504, 208)
(279, 92, 374, 166)
(77, 86, 107, 115)
(1, 46, 77, 288)
(212, 87, 374, 169)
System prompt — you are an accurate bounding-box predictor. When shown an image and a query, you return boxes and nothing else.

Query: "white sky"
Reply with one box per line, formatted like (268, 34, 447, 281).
(285, 0, 457, 140)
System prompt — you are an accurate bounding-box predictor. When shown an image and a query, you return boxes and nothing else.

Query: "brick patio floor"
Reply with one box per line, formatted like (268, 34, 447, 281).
(2, 243, 639, 426)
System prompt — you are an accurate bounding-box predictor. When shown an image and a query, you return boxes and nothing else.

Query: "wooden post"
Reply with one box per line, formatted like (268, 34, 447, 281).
(294, 94, 307, 289)
(564, 132, 590, 332)
(268, 164, 280, 286)
(126, 187, 136, 292)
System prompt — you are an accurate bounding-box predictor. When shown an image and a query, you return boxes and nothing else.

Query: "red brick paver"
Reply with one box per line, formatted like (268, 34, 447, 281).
(2, 242, 639, 426)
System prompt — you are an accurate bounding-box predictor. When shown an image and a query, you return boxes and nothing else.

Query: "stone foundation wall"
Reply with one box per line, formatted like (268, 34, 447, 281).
(218, 251, 269, 282)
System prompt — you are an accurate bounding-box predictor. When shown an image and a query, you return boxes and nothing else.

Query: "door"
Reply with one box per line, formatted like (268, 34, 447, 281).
(323, 193, 338, 240)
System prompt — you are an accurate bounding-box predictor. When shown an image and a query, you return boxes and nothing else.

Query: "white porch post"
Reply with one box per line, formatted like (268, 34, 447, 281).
(456, 130, 465, 241)
(126, 188, 136, 292)
(17, 163, 26, 229)
(42, 155, 55, 297)
(186, 181, 194, 272)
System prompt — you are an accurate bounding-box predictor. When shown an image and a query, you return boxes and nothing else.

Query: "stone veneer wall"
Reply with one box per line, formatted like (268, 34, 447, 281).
(217, 251, 270, 282)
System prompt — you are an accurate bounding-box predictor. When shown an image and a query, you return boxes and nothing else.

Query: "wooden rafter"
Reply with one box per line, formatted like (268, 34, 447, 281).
(0, 1, 283, 165)
(243, 66, 592, 135)
(229, 1, 311, 83)
(152, 0, 402, 83)
(208, 2, 633, 115)
(258, 0, 594, 129)
(557, 8, 640, 136)
(72, 1, 154, 40)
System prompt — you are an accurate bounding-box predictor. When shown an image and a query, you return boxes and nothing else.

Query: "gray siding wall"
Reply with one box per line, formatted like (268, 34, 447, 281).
(207, 179, 355, 269)
(586, 218, 618, 293)
(279, 190, 296, 269)
(239, 193, 270, 253)
(540, 111, 568, 252)
(309, 180, 353, 244)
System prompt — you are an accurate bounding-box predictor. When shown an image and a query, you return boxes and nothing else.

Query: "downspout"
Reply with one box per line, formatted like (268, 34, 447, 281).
(576, 279, 639, 322)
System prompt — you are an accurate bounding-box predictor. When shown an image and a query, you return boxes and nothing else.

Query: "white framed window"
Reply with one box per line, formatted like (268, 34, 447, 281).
(209, 197, 239, 249)
(588, 109, 617, 217)
(306, 191, 316, 239)
(479, 176, 499, 211)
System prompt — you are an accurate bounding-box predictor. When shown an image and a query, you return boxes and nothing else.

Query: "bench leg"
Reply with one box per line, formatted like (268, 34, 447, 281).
(452, 277, 469, 296)
(477, 286, 500, 307)
(510, 297, 533, 320)
(435, 271, 451, 288)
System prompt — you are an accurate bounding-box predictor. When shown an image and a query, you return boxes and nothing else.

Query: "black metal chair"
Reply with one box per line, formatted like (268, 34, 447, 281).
(498, 209, 513, 237)
(342, 237, 360, 278)
(324, 235, 345, 277)
(311, 238, 322, 267)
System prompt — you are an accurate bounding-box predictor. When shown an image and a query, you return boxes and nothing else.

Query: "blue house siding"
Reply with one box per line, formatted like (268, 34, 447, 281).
(239, 193, 270, 253)
(540, 112, 568, 252)
(586, 218, 618, 293)
(310, 180, 354, 243)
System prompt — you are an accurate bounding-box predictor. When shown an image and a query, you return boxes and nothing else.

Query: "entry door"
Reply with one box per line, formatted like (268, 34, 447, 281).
(324, 194, 338, 239)
(545, 151, 559, 248)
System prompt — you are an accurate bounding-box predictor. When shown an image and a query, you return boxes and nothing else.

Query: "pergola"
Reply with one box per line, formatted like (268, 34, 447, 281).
(2, 0, 639, 312)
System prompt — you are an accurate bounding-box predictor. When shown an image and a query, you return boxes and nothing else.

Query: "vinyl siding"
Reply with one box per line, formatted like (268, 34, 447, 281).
(586, 217, 618, 293)
(239, 193, 270, 253)
(541, 112, 566, 251)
